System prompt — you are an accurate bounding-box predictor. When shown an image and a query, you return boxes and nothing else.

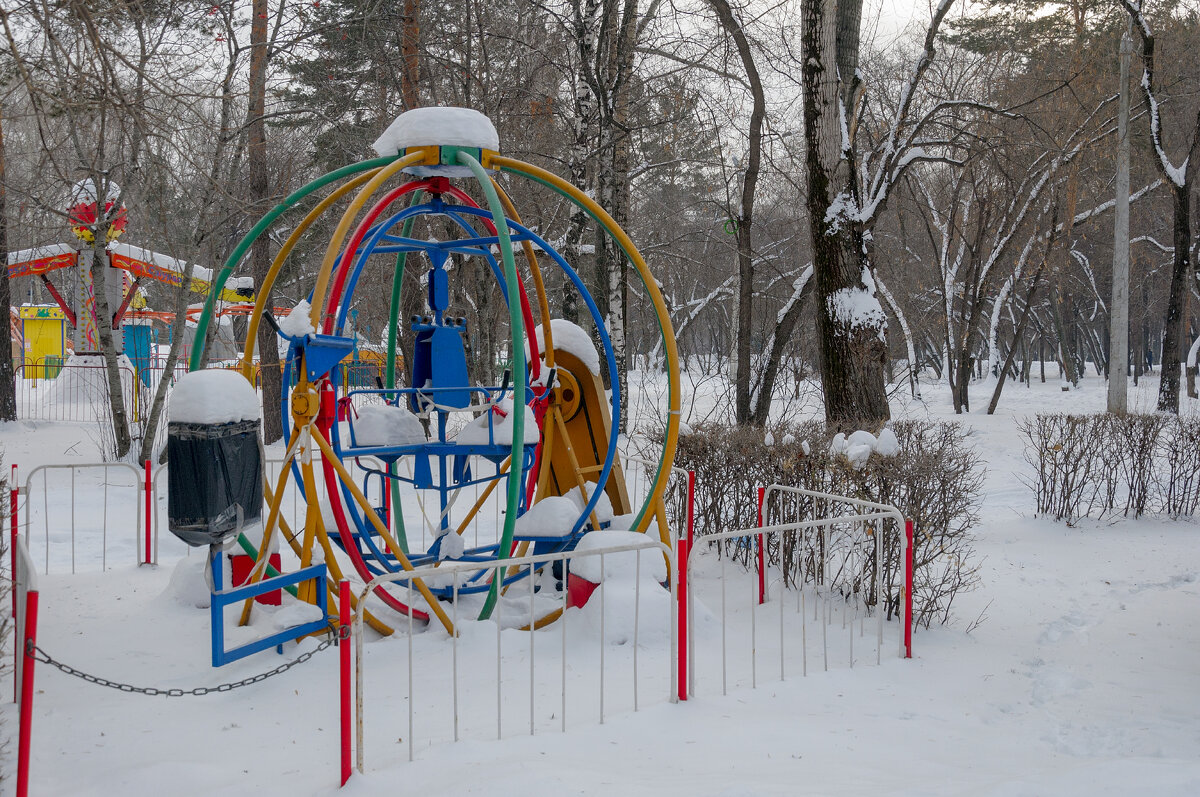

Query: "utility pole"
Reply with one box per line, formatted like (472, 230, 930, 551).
(1108, 27, 1132, 414)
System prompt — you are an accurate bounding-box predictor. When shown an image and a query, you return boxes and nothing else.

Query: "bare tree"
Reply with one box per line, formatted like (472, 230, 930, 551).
(704, 0, 764, 425)
(1118, 0, 1200, 414)
(801, 0, 957, 426)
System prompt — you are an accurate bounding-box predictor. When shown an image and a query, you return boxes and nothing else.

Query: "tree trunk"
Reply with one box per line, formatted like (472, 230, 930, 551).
(88, 239, 132, 459)
(1157, 184, 1191, 412)
(401, 0, 421, 108)
(801, 0, 889, 429)
(249, 0, 282, 443)
(0, 102, 17, 421)
(707, 0, 765, 426)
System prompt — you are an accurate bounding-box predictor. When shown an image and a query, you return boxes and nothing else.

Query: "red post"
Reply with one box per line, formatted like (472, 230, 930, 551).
(686, 470, 695, 546)
(17, 589, 39, 797)
(756, 486, 766, 605)
(383, 474, 392, 531)
(143, 459, 153, 566)
(676, 535, 688, 702)
(904, 519, 914, 659)
(10, 464, 18, 618)
(339, 580, 352, 786)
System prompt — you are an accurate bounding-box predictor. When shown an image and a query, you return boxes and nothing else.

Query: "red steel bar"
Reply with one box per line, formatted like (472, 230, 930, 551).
(686, 470, 695, 546)
(339, 580, 352, 786)
(904, 519, 914, 659)
(17, 589, 39, 797)
(10, 464, 17, 618)
(677, 535, 688, 701)
(144, 460, 153, 565)
(756, 486, 765, 605)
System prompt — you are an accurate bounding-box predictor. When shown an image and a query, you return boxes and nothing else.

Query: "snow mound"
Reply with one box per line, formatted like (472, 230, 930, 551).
(277, 299, 315, 338)
(562, 484, 614, 524)
(455, 399, 539, 445)
(534, 318, 601, 375)
(271, 601, 326, 631)
(353, 403, 426, 447)
(169, 369, 260, 424)
(570, 530, 666, 584)
(163, 558, 212, 609)
(516, 495, 580, 539)
(437, 530, 466, 560)
(830, 427, 901, 469)
(371, 107, 499, 156)
(875, 427, 900, 456)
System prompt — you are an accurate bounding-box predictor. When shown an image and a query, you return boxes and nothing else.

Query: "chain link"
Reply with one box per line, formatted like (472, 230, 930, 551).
(26, 626, 338, 698)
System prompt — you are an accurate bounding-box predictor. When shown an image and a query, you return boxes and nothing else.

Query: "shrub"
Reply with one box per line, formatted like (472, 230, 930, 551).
(1018, 413, 1200, 522)
(668, 419, 982, 628)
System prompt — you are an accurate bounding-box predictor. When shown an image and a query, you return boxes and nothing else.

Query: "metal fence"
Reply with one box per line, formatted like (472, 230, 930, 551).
(352, 536, 677, 771)
(22, 463, 144, 574)
(685, 486, 909, 697)
(14, 361, 138, 424)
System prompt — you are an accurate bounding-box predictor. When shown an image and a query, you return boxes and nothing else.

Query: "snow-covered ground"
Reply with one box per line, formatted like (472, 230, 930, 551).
(2, 370, 1199, 796)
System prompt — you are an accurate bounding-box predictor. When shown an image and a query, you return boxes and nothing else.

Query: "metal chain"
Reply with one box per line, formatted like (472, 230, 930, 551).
(26, 626, 339, 698)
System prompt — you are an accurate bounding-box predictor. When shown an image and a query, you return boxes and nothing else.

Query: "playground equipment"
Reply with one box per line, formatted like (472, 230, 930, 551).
(186, 107, 681, 643)
(6, 180, 253, 356)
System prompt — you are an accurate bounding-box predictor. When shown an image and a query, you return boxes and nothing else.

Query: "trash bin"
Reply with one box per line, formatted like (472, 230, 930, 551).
(166, 369, 263, 547)
(167, 419, 262, 547)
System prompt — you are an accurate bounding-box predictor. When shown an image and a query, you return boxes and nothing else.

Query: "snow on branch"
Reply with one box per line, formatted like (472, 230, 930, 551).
(1118, 0, 1189, 188)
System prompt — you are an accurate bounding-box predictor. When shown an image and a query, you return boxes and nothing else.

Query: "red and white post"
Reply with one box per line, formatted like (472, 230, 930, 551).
(755, 486, 765, 605)
(339, 580, 352, 786)
(904, 519, 914, 659)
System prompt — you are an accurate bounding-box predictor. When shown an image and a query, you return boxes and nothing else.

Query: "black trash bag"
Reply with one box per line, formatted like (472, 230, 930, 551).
(167, 419, 262, 547)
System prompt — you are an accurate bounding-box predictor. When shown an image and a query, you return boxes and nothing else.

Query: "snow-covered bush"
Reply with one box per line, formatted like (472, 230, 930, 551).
(1020, 413, 1200, 521)
(670, 419, 982, 628)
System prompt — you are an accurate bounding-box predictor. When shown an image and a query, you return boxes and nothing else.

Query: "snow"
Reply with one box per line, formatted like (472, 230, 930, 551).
(455, 399, 539, 445)
(514, 495, 579, 539)
(561, 484, 614, 524)
(830, 427, 900, 468)
(70, 177, 121, 205)
(352, 403, 426, 447)
(533, 319, 601, 375)
(875, 427, 900, 456)
(827, 282, 888, 339)
(371, 107, 500, 157)
(569, 529, 667, 584)
(6, 242, 75, 265)
(7, 370, 1200, 797)
(168, 368, 260, 424)
(276, 299, 315, 338)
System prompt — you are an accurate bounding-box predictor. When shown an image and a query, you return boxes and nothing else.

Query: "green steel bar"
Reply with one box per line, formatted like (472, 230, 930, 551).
(460, 152, 525, 621)
(189, 156, 399, 371)
(497, 164, 673, 533)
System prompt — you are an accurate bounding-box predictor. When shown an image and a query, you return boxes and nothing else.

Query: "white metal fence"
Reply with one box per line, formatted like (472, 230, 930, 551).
(352, 536, 677, 771)
(685, 487, 907, 697)
(22, 463, 144, 574)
